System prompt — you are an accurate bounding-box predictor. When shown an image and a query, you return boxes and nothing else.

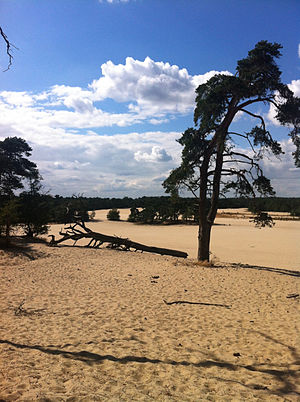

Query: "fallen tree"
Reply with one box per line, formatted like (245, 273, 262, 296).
(48, 221, 188, 258)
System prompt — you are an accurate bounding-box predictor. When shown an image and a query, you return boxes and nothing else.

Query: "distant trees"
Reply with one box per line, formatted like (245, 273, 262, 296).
(127, 197, 199, 224)
(18, 177, 50, 237)
(163, 41, 300, 261)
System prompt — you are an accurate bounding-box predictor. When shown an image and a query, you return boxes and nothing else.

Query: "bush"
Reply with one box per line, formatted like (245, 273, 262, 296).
(18, 192, 49, 237)
(127, 207, 140, 222)
(291, 206, 300, 217)
(107, 209, 120, 221)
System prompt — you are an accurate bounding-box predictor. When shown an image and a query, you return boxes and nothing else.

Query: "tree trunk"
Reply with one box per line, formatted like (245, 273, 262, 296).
(197, 220, 212, 261)
(197, 126, 230, 262)
(4, 216, 11, 247)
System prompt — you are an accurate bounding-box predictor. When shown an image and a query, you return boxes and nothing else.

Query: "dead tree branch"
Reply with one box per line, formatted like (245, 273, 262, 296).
(0, 26, 17, 71)
(49, 221, 188, 258)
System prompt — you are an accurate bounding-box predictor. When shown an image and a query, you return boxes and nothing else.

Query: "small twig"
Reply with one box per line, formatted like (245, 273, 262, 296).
(14, 300, 46, 316)
(286, 293, 299, 299)
(163, 299, 231, 308)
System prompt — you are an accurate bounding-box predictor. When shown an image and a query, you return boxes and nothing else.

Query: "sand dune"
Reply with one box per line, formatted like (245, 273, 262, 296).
(49, 208, 300, 270)
(0, 210, 299, 400)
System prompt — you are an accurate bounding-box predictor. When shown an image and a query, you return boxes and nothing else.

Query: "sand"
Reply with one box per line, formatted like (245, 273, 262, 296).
(0, 209, 299, 401)
(49, 208, 300, 270)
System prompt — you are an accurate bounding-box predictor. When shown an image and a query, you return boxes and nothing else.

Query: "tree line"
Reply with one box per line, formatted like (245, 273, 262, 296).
(31, 194, 300, 222)
(0, 135, 299, 247)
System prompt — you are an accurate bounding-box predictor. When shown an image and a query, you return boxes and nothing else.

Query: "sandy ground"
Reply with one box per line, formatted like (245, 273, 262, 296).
(0, 209, 299, 401)
(49, 208, 300, 270)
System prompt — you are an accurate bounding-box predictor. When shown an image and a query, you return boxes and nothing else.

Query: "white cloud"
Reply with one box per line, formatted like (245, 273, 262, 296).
(0, 56, 231, 138)
(258, 139, 300, 196)
(288, 79, 300, 97)
(267, 79, 300, 126)
(0, 56, 298, 197)
(0, 57, 230, 133)
(90, 57, 231, 116)
(50, 85, 94, 113)
(134, 146, 172, 162)
(0, 91, 35, 107)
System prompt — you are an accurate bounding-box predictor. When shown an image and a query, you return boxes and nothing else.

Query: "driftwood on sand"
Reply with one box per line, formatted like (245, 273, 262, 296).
(49, 221, 188, 258)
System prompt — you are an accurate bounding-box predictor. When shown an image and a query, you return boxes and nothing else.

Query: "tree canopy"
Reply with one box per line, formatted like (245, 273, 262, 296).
(163, 41, 300, 261)
(0, 137, 39, 197)
(0, 137, 45, 243)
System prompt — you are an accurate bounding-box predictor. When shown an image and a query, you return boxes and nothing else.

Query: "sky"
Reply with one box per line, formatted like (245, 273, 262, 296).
(0, 0, 299, 198)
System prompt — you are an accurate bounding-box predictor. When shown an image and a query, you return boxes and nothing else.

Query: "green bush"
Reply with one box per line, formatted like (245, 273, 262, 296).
(107, 209, 120, 221)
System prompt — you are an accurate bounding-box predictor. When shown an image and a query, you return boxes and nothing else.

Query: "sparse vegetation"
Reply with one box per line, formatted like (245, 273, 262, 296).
(107, 208, 120, 221)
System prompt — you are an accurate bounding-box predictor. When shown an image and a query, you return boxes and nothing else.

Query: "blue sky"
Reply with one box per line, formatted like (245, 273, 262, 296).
(0, 0, 299, 197)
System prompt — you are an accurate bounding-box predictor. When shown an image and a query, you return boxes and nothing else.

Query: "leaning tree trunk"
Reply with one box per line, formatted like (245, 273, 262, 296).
(197, 127, 227, 262)
(197, 154, 212, 261)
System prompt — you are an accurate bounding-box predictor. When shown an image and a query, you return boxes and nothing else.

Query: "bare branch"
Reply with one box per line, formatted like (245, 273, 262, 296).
(237, 96, 275, 111)
(228, 132, 257, 153)
(239, 109, 266, 130)
(227, 131, 248, 139)
(0, 26, 17, 71)
(182, 181, 199, 198)
(224, 151, 256, 162)
(221, 169, 256, 197)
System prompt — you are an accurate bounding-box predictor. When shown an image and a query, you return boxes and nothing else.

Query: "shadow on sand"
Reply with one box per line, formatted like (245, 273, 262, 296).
(1, 331, 299, 398)
(230, 263, 300, 278)
(0, 236, 48, 261)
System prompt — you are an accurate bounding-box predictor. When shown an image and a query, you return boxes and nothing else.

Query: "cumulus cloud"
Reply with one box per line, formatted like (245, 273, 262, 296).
(0, 91, 35, 107)
(266, 79, 300, 126)
(0, 56, 298, 197)
(0, 113, 182, 196)
(90, 57, 231, 116)
(50, 85, 94, 113)
(288, 79, 300, 97)
(0, 57, 231, 134)
(134, 146, 172, 162)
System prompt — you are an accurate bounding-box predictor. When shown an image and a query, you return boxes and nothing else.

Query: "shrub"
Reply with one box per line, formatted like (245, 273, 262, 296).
(107, 209, 120, 221)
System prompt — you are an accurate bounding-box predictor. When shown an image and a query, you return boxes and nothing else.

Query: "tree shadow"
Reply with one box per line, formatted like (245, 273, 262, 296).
(0, 237, 48, 261)
(231, 263, 300, 278)
(243, 329, 300, 395)
(1, 335, 299, 398)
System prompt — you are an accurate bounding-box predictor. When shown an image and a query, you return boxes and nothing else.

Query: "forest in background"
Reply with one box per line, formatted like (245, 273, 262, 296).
(1, 192, 300, 243)
(14, 194, 300, 224)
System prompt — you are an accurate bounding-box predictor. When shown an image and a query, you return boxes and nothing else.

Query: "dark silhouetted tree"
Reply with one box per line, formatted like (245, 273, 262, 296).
(163, 41, 300, 261)
(0, 137, 40, 245)
(107, 208, 120, 221)
(19, 177, 50, 237)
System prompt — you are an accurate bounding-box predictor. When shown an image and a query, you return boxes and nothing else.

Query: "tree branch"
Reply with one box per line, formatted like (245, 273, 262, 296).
(239, 109, 266, 130)
(237, 96, 275, 111)
(228, 131, 248, 139)
(0, 26, 17, 71)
